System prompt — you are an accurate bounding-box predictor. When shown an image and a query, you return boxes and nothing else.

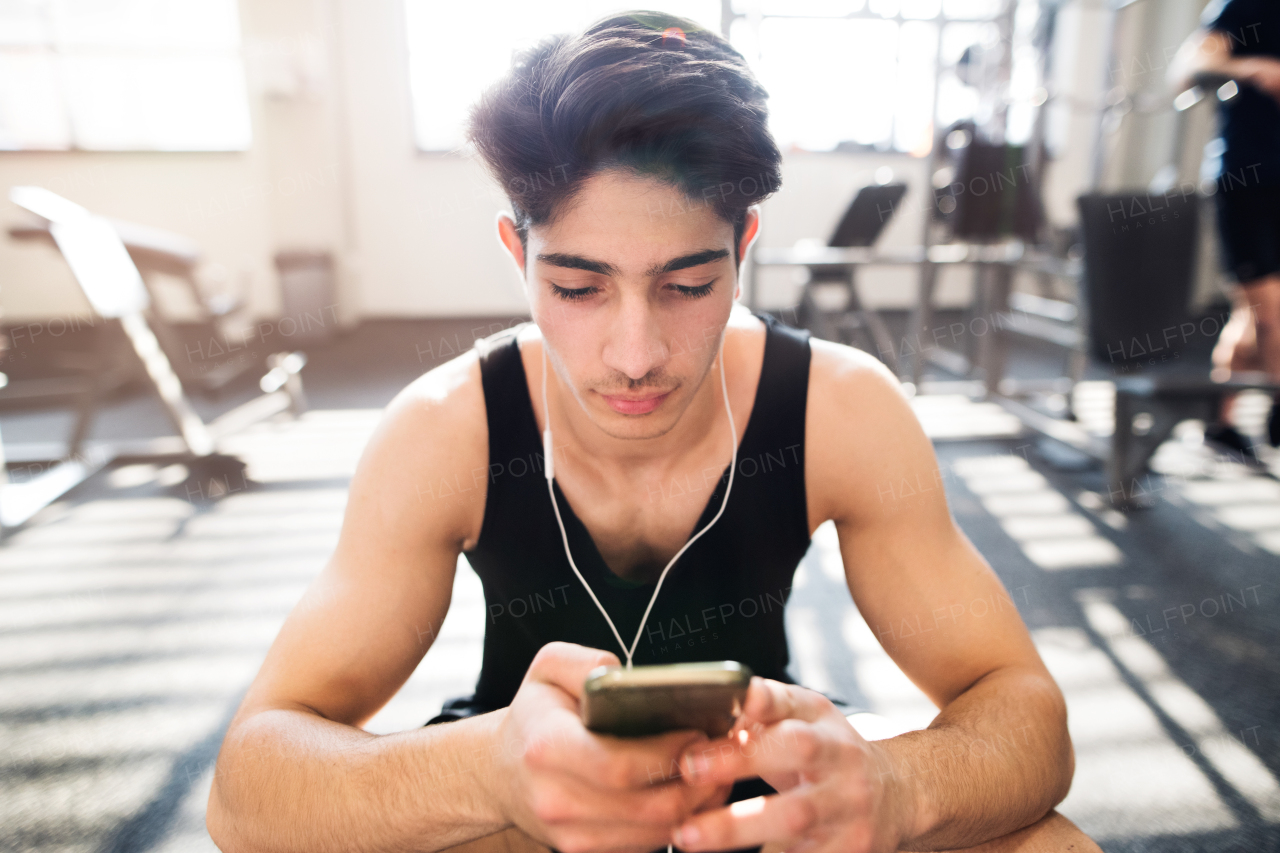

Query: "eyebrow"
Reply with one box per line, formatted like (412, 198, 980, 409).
(646, 249, 730, 277)
(534, 248, 730, 279)
(535, 253, 620, 276)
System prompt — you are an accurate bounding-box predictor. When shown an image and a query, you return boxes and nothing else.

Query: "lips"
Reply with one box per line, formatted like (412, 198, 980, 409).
(599, 391, 671, 415)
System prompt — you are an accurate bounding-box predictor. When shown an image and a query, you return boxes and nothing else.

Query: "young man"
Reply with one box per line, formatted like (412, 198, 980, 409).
(207, 14, 1098, 853)
(1173, 0, 1280, 454)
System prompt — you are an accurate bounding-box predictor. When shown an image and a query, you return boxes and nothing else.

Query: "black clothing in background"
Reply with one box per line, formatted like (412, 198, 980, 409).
(1203, 0, 1280, 186)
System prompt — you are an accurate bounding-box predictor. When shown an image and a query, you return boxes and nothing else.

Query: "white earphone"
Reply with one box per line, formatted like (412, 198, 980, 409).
(540, 334, 739, 671)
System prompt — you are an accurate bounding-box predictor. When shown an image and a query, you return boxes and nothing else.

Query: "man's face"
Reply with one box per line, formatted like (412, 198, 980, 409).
(515, 169, 750, 441)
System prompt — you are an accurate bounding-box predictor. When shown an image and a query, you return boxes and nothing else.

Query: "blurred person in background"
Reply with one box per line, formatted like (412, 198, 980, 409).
(1175, 0, 1280, 456)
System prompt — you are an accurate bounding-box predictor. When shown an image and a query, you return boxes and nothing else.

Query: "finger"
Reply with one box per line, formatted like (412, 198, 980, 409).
(527, 722, 711, 790)
(696, 781, 737, 814)
(739, 677, 832, 727)
(532, 817, 682, 853)
(526, 778, 730, 853)
(528, 768, 730, 826)
(671, 783, 850, 852)
(540, 819, 685, 853)
(525, 641, 620, 700)
(681, 719, 849, 786)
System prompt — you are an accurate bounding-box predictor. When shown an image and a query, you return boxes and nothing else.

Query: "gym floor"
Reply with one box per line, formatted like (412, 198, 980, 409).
(1, 314, 1277, 853)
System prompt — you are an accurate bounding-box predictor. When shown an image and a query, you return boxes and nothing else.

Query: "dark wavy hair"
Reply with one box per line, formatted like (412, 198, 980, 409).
(467, 11, 782, 261)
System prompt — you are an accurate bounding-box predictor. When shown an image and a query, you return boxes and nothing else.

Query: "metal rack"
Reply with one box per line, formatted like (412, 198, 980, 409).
(732, 0, 1269, 505)
(731, 0, 1081, 395)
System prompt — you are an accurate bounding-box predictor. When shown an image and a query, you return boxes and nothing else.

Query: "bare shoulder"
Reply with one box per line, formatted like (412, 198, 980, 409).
(807, 337, 914, 433)
(342, 347, 489, 552)
(385, 345, 486, 430)
(805, 339, 941, 528)
(809, 337, 900, 389)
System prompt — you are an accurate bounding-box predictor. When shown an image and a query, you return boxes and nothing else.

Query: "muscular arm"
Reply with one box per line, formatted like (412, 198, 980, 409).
(807, 341, 1072, 850)
(206, 354, 506, 853)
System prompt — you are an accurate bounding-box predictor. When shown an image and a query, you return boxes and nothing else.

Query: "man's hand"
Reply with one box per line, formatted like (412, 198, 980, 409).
(487, 642, 733, 853)
(670, 678, 913, 853)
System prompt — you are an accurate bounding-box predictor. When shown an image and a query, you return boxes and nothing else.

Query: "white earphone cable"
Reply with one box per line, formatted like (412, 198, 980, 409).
(541, 336, 738, 670)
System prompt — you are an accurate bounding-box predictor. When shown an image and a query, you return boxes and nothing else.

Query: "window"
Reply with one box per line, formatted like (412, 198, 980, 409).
(729, 1, 939, 153)
(404, 1, 723, 152)
(404, 0, 1041, 154)
(730, 0, 1041, 153)
(0, 0, 251, 151)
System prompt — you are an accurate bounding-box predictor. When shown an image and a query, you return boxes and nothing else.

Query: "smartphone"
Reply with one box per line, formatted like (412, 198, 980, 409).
(581, 661, 752, 738)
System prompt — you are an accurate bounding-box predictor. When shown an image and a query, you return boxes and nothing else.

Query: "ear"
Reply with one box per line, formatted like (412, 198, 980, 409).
(734, 207, 761, 300)
(496, 212, 526, 275)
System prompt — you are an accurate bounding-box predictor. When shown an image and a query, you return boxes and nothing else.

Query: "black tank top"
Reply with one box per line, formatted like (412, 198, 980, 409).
(430, 313, 812, 722)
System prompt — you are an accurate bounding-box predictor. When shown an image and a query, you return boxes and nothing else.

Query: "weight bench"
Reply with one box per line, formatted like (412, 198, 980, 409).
(1108, 372, 1278, 508)
(0, 186, 306, 532)
(792, 183, 908, 372)
(8, 199, 260, 395)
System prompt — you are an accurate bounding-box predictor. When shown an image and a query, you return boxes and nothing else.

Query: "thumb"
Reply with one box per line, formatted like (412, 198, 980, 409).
(526, 641, 621, 700)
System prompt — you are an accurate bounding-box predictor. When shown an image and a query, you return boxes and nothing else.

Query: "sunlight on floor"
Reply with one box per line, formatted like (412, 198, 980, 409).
(952, 454, 1123, 570)
(0, 409, 382, 853)
(1173, 475, 1280, 557)
(910, 394, 1025, 440)
(1074, 590, 1280, 825)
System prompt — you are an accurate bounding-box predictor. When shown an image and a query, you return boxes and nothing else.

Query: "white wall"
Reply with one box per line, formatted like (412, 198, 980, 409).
(0, 0, 347, 326)
(1, 0, 1117, 325)
(1039, 0, 1110, 224)
(1105, 0, 1218, 191)
(0, 151, 279, 323)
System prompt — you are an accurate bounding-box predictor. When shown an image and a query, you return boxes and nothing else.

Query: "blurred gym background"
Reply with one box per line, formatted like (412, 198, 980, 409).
(1, 1, 1278, 851)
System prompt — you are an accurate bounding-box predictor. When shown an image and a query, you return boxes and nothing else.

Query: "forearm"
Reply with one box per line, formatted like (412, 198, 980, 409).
(1202, 55, 1271, 85)
(875, 667, 1073, 852)
(207, 707, 511, 853)
(1171, 30, 1263, 90)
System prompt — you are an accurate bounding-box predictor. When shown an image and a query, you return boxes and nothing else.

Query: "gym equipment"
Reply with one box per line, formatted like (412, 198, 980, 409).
(9, 206, 262, 395)
(1109, 372, 1278, 508)
(1077, 192, 1200, 366)
(787, 183, 908, 372)
(932, 122, 1042, 244)
(0, 187, 307, 532)
(1075, 190, 1280, 506)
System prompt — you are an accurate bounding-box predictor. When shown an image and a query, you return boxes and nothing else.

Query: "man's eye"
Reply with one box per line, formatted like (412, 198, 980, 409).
(550, 283, 598, 301)
(672, 281, 715, 299)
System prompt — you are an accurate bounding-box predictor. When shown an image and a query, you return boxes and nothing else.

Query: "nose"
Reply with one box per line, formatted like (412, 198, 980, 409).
(600, 293, 667, 382)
